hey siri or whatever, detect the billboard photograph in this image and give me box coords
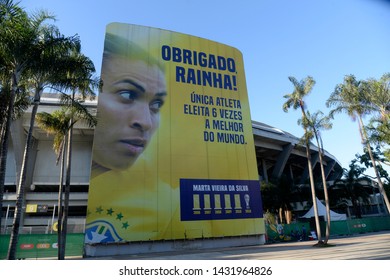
[85,23,264,244]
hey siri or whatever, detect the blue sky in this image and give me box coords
[22,0,390,174]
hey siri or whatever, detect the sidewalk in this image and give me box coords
[83,231,390,260]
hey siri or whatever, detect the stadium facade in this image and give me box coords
[2,94,343,237]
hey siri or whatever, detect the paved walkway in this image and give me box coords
[84,231,390,260]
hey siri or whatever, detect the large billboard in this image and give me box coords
[85,23,264,244]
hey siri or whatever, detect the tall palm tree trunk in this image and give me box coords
[301,106,322,243]
[7,87,42,259]
[0,98,14,232]
[305,141,322,242]
[316,139,331,244]
[358,116,390,214]
[57,139,66,259]
[59,122,72,259]
[0,73,19,231]
[0,131,5,231]
[59,93,75,260]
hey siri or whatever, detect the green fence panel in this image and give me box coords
[0,233,84,259]
[329,217,390,236]
[0,235,10,259]
[266,217,390,242]
[369,216,390,231]
[348,219,373,234]
[329,220,350,236]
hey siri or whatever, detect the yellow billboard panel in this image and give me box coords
[85,23,264,244]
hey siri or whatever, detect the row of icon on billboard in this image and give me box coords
[192,193,252,215]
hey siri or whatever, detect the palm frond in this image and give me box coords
[59,93,97,127]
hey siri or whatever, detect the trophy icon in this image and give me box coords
[244,194,250,209]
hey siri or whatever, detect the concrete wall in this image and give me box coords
[32,138,93,185]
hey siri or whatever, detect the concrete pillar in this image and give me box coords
[271,143,293,179]
[324,159,336,180]
[261,159,268,183]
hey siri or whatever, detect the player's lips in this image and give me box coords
[119,138,147,155]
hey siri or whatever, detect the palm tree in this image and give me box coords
[47,53,97,259]
[326,75,390,215]
[298,110,332,244]
[1,1,62,253]
[36,104,96,259]
[36,109,70,259]
[367,121,390,163]
[283,75,323,244]
[0,0,31,233]
[6,10,83,259]
[33,48,99,260]
[52,51,99,260]
[366,73,390,120]
[329,160,372,218]
[0,80,29,231]
[365,74,390,178]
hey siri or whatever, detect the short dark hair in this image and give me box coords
[102,32,165,72]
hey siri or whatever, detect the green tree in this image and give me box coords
[0,0,31,233]
[36,109,69,258]
[367,118,390,162]
[34,49,98,260]
[0,81,30,230]
[356,147,390,215]
[36,103,96,259]
[283,75,323,244]
[261,176,298,224]
[260,181,280,215]
[53,50,99,260]
[365,73,390,120]
[6,8,85,259]
[357,146,389,180]
[298,110,332,244]
[326,74,390,215]
[329,160,372,218]
[364,74,390,174]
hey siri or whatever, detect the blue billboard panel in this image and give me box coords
[180,179,263,221]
